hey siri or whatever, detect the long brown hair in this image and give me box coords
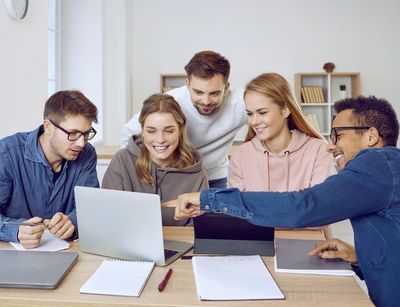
[136,94,196,185]
[244,73,323,142]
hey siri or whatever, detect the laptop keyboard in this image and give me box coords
[164,249,179,260]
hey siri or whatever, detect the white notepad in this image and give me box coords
[192,255,284,301]
[10,229,70,252]
[80,259,155,297]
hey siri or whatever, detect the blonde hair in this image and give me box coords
[244,73,323,142]
[136,94,196,185]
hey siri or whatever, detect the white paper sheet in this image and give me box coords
[10,229,70,252]
[192,255,284,301]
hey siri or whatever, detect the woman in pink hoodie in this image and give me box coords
[229,73,334,239]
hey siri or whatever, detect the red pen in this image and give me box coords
[158,268,173,292]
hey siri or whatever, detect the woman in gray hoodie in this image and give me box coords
[102,94,208,226]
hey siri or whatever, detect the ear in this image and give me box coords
[43,119,53,136]
[224,81,230,93]
[366,127,380,147]
[282,106,291,118]
[185,78,190,86]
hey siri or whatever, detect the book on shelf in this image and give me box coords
[311,87,318,103]
[313,86,324,102]
[301,86,325,103]
[301,86,312,103]
[304,113,321,132]
[300,87,307,103]
[161,86,180,93]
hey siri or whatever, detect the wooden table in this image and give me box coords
[0,228,372,306]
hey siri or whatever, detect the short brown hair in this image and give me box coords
[43,90,98,123]
[136,94,196,185]
[184,51,230,83]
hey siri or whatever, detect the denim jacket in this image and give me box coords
[200,147,400,307]
[0,126,99,242]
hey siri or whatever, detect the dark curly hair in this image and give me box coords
[334,96,399,146]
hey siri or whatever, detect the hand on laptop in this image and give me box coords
[44,212,75,240]
[174,192,204,220]
[308,238,358,265]
[17,217,46,249]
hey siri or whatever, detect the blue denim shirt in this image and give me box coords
[200,147,400,307]
[0,126,99,242]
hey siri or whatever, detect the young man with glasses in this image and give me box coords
[173,96,400,306]
[122,51,247,188]
[0,90,99,248]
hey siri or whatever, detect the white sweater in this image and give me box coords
[121,85,247,180]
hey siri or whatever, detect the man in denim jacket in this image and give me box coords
[0,90,99,248]
[174,96,400,307]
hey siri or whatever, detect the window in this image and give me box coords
[48,0,59,97]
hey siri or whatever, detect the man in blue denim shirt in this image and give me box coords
[0,90,99,248]
[174,96,400,307]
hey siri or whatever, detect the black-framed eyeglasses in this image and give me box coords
[330,126,370,145]
[49,120,97,141]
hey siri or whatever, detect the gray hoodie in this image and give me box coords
[102,135,208,226]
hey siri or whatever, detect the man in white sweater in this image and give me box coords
[121,51,247,188]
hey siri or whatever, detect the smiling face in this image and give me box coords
[330,109,369,169]
[142,112,180,167]
[186,74,227,115]
[245,90,289,142]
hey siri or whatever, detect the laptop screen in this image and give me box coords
[193,213,275,256]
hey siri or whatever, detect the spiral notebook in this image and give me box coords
[80,259,155,297]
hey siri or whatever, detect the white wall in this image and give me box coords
[60,0,133,145]
[60,0,104,142]
[130,0,400,138]
[0,1,48,137]
[2,0,399,145]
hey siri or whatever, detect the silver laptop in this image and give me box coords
[74,186,193,266]
[0,250,78,289]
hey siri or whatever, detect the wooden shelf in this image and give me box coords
[294,72,361,137]
[160,74,186,93]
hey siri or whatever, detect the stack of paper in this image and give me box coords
[80,259,154,297]
[274,238,355,276]
[192,255,284,301]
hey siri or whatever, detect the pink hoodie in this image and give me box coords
[228,129,334,238]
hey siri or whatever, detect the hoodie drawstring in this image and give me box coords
[264,150,290,191]
[264,151,270,191]
[284,151,290,191]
